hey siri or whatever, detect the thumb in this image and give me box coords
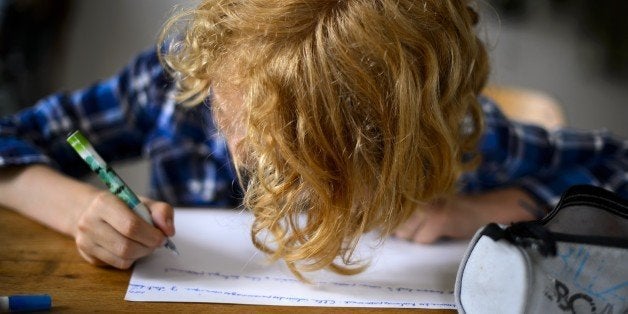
[141,198,175,237]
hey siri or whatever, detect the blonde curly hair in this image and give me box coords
[159,0,488,280]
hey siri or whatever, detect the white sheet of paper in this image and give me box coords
[126,208,468,309]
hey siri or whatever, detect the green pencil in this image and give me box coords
[67,130,179,255]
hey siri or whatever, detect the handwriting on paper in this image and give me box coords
[137,267,452,295]
[126,208,468,309]
[128,282,455,308]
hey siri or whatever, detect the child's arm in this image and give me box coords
[394,187,543,243]
[396,97,627,243]
[0,164,174,269]
[0,47,178,268]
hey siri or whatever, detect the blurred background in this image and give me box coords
[0,0,626,192]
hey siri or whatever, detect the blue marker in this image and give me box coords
[0,294,51,312]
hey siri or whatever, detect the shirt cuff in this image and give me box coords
[0,137,53,168]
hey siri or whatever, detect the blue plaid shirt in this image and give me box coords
[1,48,626,208]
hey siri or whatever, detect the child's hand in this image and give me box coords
[73,191,175,269]
[393,188,544,243]
[393,196,485,243]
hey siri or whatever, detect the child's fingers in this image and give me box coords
[141,197,175,237]
[411,208,479,243]
[76,246,107,267]
[73,191,173,268]
[76,236,136,270]
[411,218,446,244]
[393,210,424,240]
[89,192,164,248]
[89,217,154,260]
[394,204,449,243]
[76,213,154,269]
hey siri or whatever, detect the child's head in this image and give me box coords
[161,0,488,279]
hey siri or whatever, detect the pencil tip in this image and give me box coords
[164,239,180,256]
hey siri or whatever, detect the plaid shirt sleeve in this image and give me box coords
[462,97,628,208]
[0,48,172,178]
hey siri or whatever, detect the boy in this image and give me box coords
[0,0,626,279]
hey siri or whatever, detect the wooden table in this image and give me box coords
[0,207,454,313]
